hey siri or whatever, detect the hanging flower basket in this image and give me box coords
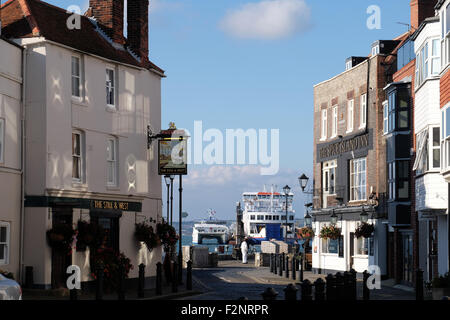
[90,248,133,293]
[355,222,375,238]
[135,222,161,251]
[46,223,75,252]
[156,221,179,252]
[76,221,105,251]
[319,225,341,240]
[296,226,315,240]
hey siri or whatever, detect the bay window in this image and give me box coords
[416,38,440,87]
[388,160,410,200]
[441,106,450,172]
[350,157,367,201]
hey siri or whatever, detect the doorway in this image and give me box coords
[349,232,355,270]
[402,233,414,285]
[51,207,73,289]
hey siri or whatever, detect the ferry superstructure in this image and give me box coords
[241,187,295,243]
[192,210,231,245]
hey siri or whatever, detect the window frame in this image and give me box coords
[0,118,4,164]
[360,94,367,129]
[321,109,327,140]
[321,237,339,255]
[0,221,10,265]
[349,157,367,201]
[383,101,388,135]
[322,160,337,196]
[71,55,82,99]
[347,99,354,133]
[106,137,118,187]
[331,105,338,138]
[106,67,116,109]
[72,131,84,183]
[355,235,369,256]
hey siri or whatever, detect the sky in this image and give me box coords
[44,0,411,221]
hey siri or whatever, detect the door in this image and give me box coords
[51,207,73,289]
[402,233,413,284]
[91,215,120,253]
[349,232,355,269]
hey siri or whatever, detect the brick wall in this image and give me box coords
[89,0,125,44]
[127,0,149,59]
[441,69,450,108]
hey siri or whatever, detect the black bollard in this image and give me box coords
[349,269,357,300]
[416,269,424,301]
[299,255,304,282]
[284,284,298,301]
[326,274,336,301]
[261,287,278,300]
[270,254,274,273]
[25,266,34,289]
[282,253,285,271]
[118,264,125,300]
[314,278,326,301]
[273,255,278,274]
[335,272,344,300]
[172,261,178,293]
[300,279,313,301]
[363,271,370,301]
[291,257,296,280]
[70,288,78,300]
[278,255,283,277]
[96,266,104,301]
[186,260,193,291]
[285,256,290,278]
[343,271,352,300]
[156,262,163,296]
[138,263,145,298]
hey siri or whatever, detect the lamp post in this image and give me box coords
[304,212,312,227]
[164,176,170,223]
[298,174,309,192]
[283,185,291,242]
[170,175,174,225]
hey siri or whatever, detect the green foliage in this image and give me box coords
[355,223,375,238]
[319,225,341,240]
[135,222,160,251]
[76,220,105,251]
[46,223,75,252]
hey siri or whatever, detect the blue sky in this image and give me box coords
[46,0,410,220]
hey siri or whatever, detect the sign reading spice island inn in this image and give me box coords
[158,122,188,175]
[318,133,369,159]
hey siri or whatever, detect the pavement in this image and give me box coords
[183,259,416,300]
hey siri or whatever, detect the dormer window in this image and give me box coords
[371,45,380,56]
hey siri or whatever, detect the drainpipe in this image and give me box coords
[18,47,27,284]
[366,58,370,136]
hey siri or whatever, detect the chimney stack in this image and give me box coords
[127,0,149,60]
[410,0,438,31]
[89,0,125,44]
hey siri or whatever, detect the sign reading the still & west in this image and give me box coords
[158,123,188,175]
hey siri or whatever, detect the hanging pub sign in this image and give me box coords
[158,123,188,175]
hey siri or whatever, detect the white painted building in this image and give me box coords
[1,0,164,288]
[0,35,23,280]
[412,15,448,280]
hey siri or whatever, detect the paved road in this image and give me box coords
[182,260,415,300]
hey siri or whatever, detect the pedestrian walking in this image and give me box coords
[241,237,248,264]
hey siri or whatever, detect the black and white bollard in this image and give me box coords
[172,261,178,293]
[291,257,296,280]
[285,256,289,278]
[138,263,145,298]
[187,260,193,291]
[118,263,125,300]
[156,262,163,296]
[96,266,104,301]
[278,255,283,277]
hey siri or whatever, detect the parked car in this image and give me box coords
[0,274,22,300]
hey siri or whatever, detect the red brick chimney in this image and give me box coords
[89,0,125,44]
[410,0,438,31]
[127,0,149,60]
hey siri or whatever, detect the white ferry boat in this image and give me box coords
[241,186,295,243]
[192,210,231,245]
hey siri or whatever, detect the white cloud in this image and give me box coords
[219,0,311,40]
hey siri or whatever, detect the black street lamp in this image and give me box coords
[283,185,291,242]
[360,208,369,223]
[164,176,171,223]
[304,212,312,227]
[330,209,338,225]
[298,174,309,192]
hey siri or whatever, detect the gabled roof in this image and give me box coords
[0,0,164,75]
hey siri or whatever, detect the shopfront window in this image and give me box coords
[322,238,338,254]
[356,237,369,255]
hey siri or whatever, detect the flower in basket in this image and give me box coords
[76,221,105,251]
[46,223,75,252]
[135,222,160,251]
[319,225,341,240]
[156,222,179,252]
[297,226,315,240]
[355,222,375,238]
